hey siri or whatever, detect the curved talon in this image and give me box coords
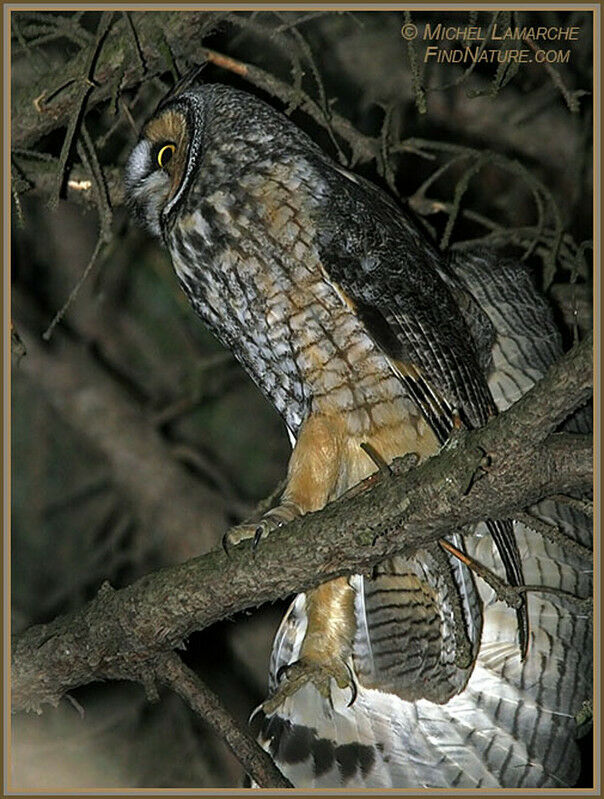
[263,657,356,714]
[252,524,265,551]
[221,531,232,558]
[345,662,358,707]
[248,701,265,725]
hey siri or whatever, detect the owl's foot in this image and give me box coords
[262,657,357,714]
[222,499,302,553]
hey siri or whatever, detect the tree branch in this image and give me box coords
[12,157,125,207]
[12,12,223,149]
[154,654,293,789]
[12,333,592,719]
[11,9,593,789]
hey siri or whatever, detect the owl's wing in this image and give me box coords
[313,172,526,652]
[258,250,592,788]
[445,248,563,411]
[314,165,495,430]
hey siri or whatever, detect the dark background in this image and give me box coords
[10,9,593,789]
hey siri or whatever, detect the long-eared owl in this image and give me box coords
[125,83,592,788]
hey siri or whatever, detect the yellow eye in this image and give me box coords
[157,143,176,168]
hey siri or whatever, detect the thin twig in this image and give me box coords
[12,15,50,70]
[439,538,522,608]
[273,10,330,32]
[378,103,399,196]
[360,441,393,478]
[65,693,86,719]
[282,18,346,164]
[523,36,585,113]
[170,444,251,519]
[42,235,105,341]
[517,511,593,562]
[426,11,501,93]
[123,11,147,76]
[440,537,591,611]
[404,11,427,114]
[439,155,486,250]
[49,11,114,208]
[42,116,114,342]
[79,121,113,239]
[516,583,592,610]
[155,654,293,789]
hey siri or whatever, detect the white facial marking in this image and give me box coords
[125,140,170,237]
[125,140,152,190]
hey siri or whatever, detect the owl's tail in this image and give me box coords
[259,499,591,787]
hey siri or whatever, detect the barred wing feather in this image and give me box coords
[258,251,592,788]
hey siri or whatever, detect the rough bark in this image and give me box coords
[12,333,592,718]
[12,12,221,149]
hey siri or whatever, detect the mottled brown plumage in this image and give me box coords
[124,85,590,788]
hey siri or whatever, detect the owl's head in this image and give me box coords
[126,83,322,240]
[124,88,209,239]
